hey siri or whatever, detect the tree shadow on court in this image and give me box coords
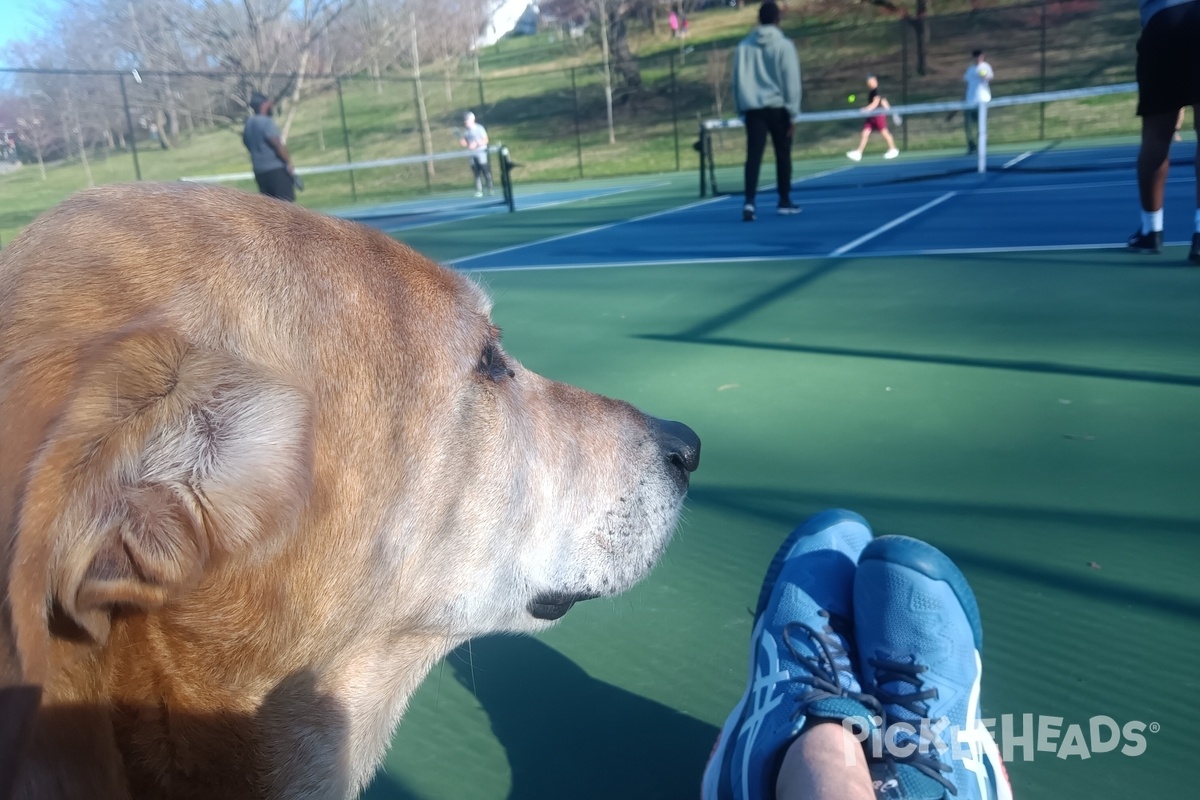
[687,483,1200,621]
[448,635,719,800]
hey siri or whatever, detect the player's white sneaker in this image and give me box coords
[474,191,484,198]
[846,151,862,162]
[884,148,899,159]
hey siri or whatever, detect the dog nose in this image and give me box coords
[649,417,701,476]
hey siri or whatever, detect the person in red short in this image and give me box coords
[845,75,899,162]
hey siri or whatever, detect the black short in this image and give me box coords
[1136,1,1200,116]
[254,167,295,202]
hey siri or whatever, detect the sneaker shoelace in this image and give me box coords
[783,611,881,724]
[869,657,957,795]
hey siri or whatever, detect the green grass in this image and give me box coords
[0,0,1141,246]
[348,177,1200,800]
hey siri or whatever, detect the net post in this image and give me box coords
[706,125,719,196]
[697,121,707,198]
[335,77,357,203]
[118,73,143,181]
[977,100,988,174]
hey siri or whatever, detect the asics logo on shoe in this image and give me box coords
[735,625,792,800]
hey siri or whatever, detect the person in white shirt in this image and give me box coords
[962,49,994,155]
[459,112,493,197]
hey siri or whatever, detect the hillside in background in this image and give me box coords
[0,0,1140,246]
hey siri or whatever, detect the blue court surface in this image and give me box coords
[332,181,669,233]
[446,141,1197,271]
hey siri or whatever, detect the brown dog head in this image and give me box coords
[0,183,698,798]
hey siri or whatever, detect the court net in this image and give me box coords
[182,146,518,216]
[695,83,1175,197]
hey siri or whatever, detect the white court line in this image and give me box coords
[378,182,670,233]
[466,254,807,272]
[1001,151,1034,169]
[828,192,957,257]
[451,166,854,266]
[467,240,1191,272]
[450,195,727,265]
[905,240,1191,256]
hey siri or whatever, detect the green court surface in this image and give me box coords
[364,170,1199,799]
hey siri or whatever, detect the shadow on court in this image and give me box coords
[448,635,719,800]
[688,484,1200,621]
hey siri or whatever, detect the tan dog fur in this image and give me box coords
[0,184,695,799]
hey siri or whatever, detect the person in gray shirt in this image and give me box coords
[243,92,296,202]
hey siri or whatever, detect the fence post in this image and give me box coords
[335,78,358,203]
[1039,0,1047,139]
[900,22,909,151]
[118,73,142,181]
[571,67,584,178]
[477,76,486,107]
[670,53,681,172]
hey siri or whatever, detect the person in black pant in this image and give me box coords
[243,91,296,202]
[732,1,801,221]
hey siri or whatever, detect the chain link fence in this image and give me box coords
[0,0,1140,246]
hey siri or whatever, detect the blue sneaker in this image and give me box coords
[701,510,879,800]
[854,536,1013,800]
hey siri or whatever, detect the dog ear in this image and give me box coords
[13,329,314,648]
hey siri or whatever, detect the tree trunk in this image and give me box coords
[154,109,171,149]
[599,1,615,144]
[280,49,311,142]
[412,13,435,180]
[912,0,931,76]
[609,15,641,91]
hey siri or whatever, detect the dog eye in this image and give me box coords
[478,342,515,382]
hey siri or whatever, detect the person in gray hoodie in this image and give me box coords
[732,1,802,221]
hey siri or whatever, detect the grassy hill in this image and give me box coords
[0,0,1140,246]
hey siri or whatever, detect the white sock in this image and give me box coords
[1194,209,1200,233]
[1141,208,1163,235]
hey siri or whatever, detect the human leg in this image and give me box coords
[766,107,795,208]
[847,127,870,161]
[470,161,484,195]
[743,109,770,215]
[963,109,978,153]
[701,510,879,800]
[881,128,899,158]
[775,722,875,800]
[1137,112,1177,217]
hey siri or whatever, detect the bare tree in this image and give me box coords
[706,49,728,119]
[16,97,55,179]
